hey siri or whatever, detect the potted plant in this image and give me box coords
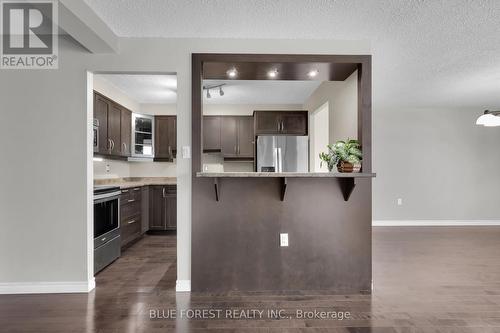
[319,139,362,173]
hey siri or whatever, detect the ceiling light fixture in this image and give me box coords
[226,68,238,78]
[267,69,278,78]
[219,86,224,96]
[476,110,500,127]
[307,69,319,78]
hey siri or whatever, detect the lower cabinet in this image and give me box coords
[150,185,177,230]
[120,187,142,248]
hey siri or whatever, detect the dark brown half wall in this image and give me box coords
[191,54,372,293]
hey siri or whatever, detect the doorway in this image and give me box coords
[310,102,329,172]
[87,71,179,291]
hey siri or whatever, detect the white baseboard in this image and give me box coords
[0,278,95,294]
[373,220,500,226]
[176,280,191,292]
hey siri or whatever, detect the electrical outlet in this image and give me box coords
[397,198,403,206]
[280,233,289,247]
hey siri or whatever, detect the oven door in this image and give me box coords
[94,193,120,248]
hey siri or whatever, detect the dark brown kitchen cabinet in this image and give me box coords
[93,91,132,158]
[154,116,176,161]
[203,116,221,152]
[254,111,308,136]
[120,187,142,248]
[120,108,131,157]
[221,116,254,159]
[149,185,176,230]
[94,93,110,154]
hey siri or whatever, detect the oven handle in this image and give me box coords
[94,191,122,201]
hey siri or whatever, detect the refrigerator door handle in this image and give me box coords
[277,147,282,172]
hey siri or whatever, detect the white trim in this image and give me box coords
[0,278,95,294]
[176,280,191,292]
[373,220,500,227]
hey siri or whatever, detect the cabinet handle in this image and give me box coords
[128,199,135,203]
[110,139,115,151]
[281,120,285,132]
[162,187,166,198]
[277,120,280,132]
[101,237,106,242]
[121,189,129,193]
[237,145,240,155]
[168,146,172,158]
[122,142,127,152]
[133,188,141,191]
[127,219,136,224]
[108,139,112,151]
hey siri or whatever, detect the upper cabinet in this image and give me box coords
[254,111,308,136]
[203,116,222,152]
[221,116,254,160]
[154,116,176,162]
[93,91,132,159]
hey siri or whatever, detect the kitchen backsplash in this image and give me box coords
[94,158,176,179]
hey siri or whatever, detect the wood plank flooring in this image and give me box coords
[1,227,500,332]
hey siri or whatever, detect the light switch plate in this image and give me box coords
[182,146,191,159]
[397,198,403,206]
[280,233,289,247]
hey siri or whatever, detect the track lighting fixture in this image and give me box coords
[203,83,226,98]
[267,69,278,78]
[307,69,319,78]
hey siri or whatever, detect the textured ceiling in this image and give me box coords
[203,80,322,105]
[97,74,177,104]
[85,0,500,108]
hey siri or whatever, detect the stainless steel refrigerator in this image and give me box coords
[256,136,309,172]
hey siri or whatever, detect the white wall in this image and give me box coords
[373,108,500,221]
[93,75,141,112]
[304,71,358,144]
[0,35,370,293]
[310,103,329,172]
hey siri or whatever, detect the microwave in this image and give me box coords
[93,118,99,153]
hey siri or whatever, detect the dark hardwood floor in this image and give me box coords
[2,227,500,332]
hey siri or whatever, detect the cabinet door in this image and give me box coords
[281,111,308,135]
[120,108,131,157]
[141,186,149,234]
[149,186,166,230]
[221,116,238,157]
[237,116,254,158]
[108,103,122,156]
[155,116,176,161]
[94,93,109,154]
[203,116,221,152]
[254,111,281,135]
[165,194,177,229]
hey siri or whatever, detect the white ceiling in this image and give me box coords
[203,80,321,105]
[97,74,177,104]
[84,0,500,108]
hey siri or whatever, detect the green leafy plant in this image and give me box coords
[319,139,362,172]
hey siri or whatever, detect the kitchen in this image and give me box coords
[92,74,178,274]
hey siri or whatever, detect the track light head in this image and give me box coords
[219,86,224,96]
[206,89,211,98]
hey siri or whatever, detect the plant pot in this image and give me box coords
[337,161,355,173]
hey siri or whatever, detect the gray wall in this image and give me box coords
[373,108,500,221]
[0,35,369,290]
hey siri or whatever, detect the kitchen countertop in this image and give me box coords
[196,172,376,178]
[94,177,176,189]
